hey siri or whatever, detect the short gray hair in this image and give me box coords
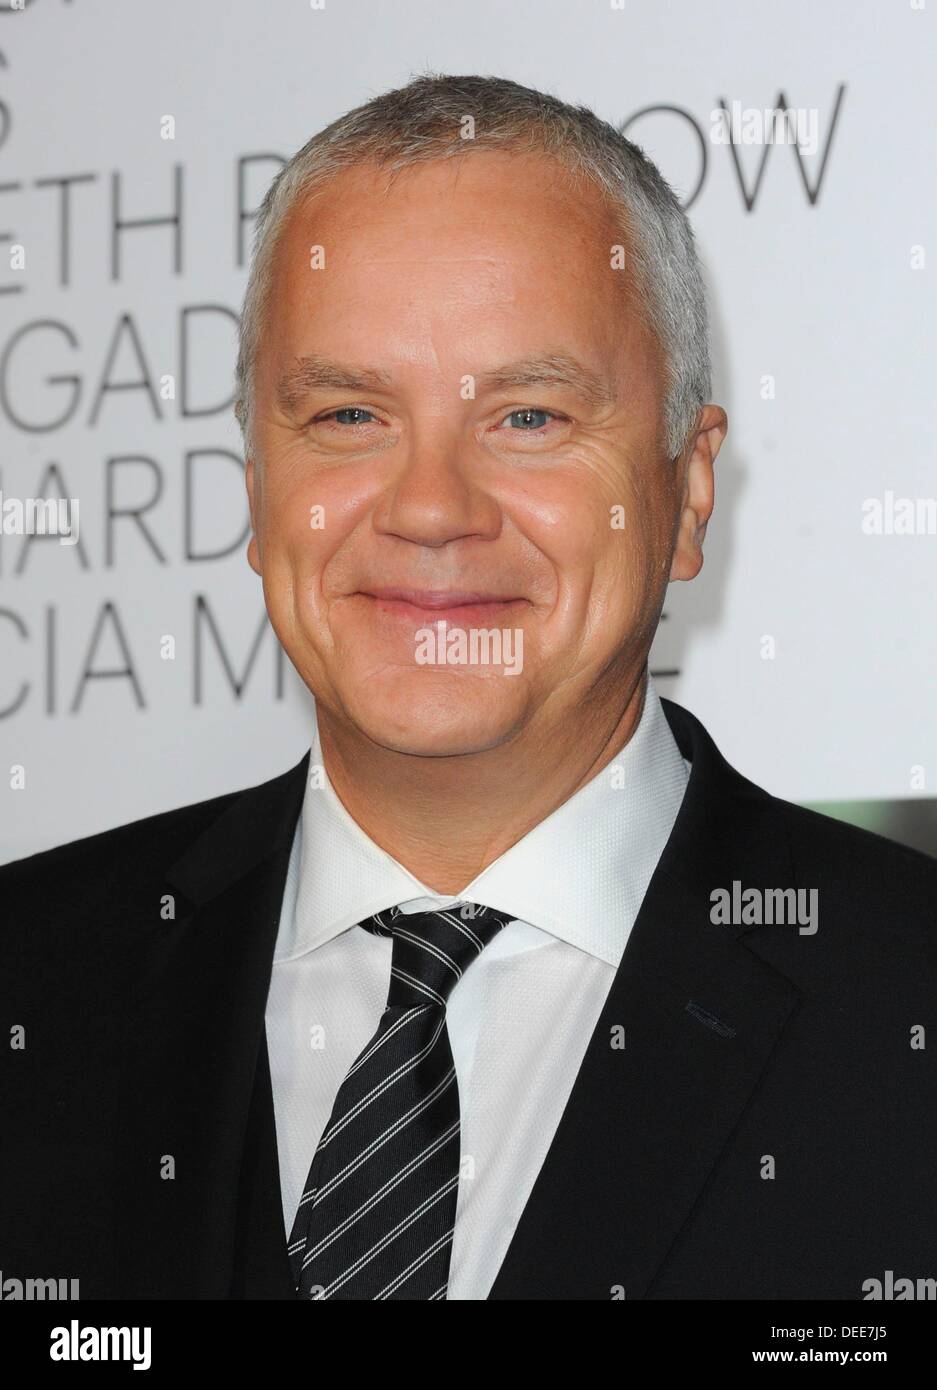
[234,72,712,459]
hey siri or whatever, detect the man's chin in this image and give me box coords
[337,671,525,758]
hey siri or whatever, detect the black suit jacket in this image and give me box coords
[1,697,935,1300]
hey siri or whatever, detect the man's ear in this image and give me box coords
[245,455,262,576]
[669,404,727,582]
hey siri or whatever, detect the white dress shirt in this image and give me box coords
[265,673,691,1299]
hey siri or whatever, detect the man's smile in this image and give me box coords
[349,587,530,626]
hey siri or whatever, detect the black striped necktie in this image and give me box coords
[287,902,512,1300]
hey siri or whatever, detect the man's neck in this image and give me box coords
[314,668,649,895]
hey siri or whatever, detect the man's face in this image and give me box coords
[247,150,688,757]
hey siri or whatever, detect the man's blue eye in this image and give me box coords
[330,407,375,425]
[504,409,552,430]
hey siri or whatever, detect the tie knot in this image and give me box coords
[361,903,511,1009]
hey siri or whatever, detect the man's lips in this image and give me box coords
[352,587,528,623]
[361,587,521,608]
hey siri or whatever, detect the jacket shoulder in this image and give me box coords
[758,791,937,970]
[0,760,300,935]
[0,786,239,902]
[773,791,936,886]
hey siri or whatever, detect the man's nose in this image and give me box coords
[372,429,502,548]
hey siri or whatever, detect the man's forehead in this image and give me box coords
[269,168,635,317]
[278,148,621,244]
[262,152,649,396]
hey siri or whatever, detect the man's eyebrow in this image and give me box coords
[275,355,394,413]
[275,351,616,413]
[478,354,616,409]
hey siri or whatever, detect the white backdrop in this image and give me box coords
[1,0,935,863]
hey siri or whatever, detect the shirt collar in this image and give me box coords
[275,673,690,969]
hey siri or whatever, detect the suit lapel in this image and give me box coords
[115,753,309,1299]
[488,698,802,1299]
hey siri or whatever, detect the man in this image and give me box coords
[1,73,935,1302]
